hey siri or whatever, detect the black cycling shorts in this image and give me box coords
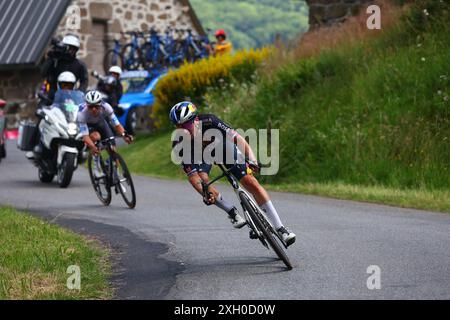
[88,118,115,142]
[182,162,252,181]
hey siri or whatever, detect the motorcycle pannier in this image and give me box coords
[17,121,36,151]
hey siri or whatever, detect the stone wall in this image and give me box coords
[0,69,41,102]
[55,0,200,63]
[0,69,41,127]
[306,0,373,28]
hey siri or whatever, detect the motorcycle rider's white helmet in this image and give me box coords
[85,90,103,105]
[62,35,80,48]
[57,71,77,84]
[109,66,123,76]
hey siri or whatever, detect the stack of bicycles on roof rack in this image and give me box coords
[103,27,212,74]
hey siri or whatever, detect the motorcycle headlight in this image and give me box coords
[68,122,78,136]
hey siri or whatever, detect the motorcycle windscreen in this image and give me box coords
[53,90,85,122]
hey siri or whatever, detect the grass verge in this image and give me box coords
[120,133,449,214]
[267,182,450,213]
[0,207,112,300]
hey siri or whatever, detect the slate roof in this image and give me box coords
[0,0,71,69]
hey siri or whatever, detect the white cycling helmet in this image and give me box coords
[85,90,103,105]
[109,66,123,76]
[57,71,77,84]
[62,35,80,48]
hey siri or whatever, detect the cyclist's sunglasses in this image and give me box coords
[88,104,101,110]
[177,120,195,130]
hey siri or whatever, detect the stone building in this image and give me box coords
[0,0,205,102]
[56,0,205,84]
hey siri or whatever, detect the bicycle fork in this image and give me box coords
[236,187,289,250]
[235,188,269,249]
[108,157,127,195]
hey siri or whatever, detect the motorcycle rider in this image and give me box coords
[41,35,88,104]
[108,66,123,82]
[96,66,123,108]
[28,72,78,159]
[56,71,77,91]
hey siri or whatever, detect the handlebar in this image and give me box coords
[95,136,116,149]
[201,163,237,203]
[200,160,265,203]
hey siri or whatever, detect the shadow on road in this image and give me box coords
[184,256,290,274]
[5,178,90,190]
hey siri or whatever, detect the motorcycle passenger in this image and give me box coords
[41,35,88,104]
[77,90,133,176]
[170,101,296,246]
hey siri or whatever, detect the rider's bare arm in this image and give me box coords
[188,172,219,203]
[107,109,133,143]
[115,124,126,136]
[188,173,204,194]
[82,135,99,154]
[79,121,98,153]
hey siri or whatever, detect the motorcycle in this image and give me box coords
[28,90,87,188]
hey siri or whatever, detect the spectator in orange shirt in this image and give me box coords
[212,29,233,56]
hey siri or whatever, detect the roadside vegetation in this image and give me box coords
[152,47,270,129]
[0,207,112,299]
[122,0,449,213]
[190,0,309,49]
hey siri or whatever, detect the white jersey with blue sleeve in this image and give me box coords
[77,101,120,136]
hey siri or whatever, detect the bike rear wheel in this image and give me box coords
[113,153,136,209]
[103,49,123,74]
[88,154,111,206]
[121,44,143,70]
[239,192,292,270]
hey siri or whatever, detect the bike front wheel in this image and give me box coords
[88,154,111,206]
[239,192,292,270]
[113,153,136,209]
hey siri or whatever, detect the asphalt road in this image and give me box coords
[1,142,449,299]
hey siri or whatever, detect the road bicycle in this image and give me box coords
[201,163,293,270]
[161,28,186,69]
[103,38,124,73]
[121,31,145,71]
[88,137,136,208]
[179,29,208,63]
[104,28,212,73]
[142,28,168,71]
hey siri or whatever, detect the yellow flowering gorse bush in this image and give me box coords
[152,47,271,129]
